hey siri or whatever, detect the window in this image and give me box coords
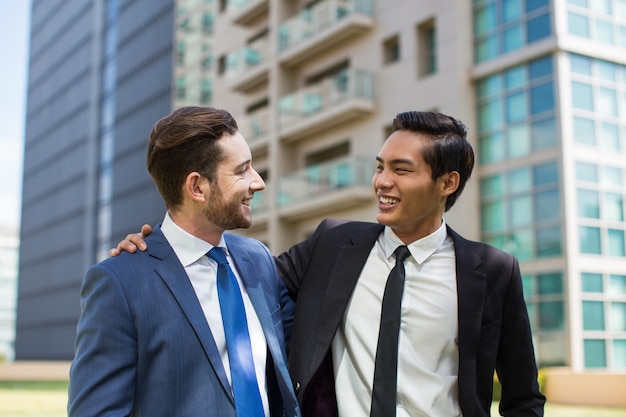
[578,189,600,218]
[608,229,625,256]
[176,77,186,99]
[583,301,605,330]
[177,42,186,66]
[584,339,607,367]
[582,272,603,292]
[580,225,602,254]
[611,275,626,295]
[573,117,595,145]
[383,34,400,65]
[200,80,212,105]
[218,55,227,76]
[418,20,436,76]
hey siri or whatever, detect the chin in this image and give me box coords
[376,213,391,226]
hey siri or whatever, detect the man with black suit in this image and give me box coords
[69,106,300,417]
[114,111,545,416]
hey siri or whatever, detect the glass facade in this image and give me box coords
[477,55,557,163]
[481,161,561,261]
[571,54,626,260]
[523,272,567,366]
[567,0,626,47]
[569,54,626,151]
[581,273,626,369]
[473,0,551,63]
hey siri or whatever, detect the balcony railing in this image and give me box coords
[278,0,373,66]
[277,68,374,140]
[237,107,270,145]
[224,35,269,91]
[228,0,269,26]
[277,155,373,209]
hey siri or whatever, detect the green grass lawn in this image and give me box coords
[1,380,626,416]
[0,381,68,417]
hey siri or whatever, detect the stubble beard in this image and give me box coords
[203,186,251,230]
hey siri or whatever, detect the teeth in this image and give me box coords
[380,197,399,205]
[242,199,251,206]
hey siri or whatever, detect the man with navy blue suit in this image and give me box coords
[68,106,300,417]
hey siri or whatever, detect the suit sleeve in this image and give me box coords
[68,263,137,417]
[496,257,546,416]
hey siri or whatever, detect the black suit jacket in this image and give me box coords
[276,219,545,417]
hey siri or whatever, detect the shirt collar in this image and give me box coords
[381,219,448,265]
[160,212,227,267]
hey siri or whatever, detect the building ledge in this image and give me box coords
[278,186,372,222]
[279,14,374,68]
[231,0,269,26]
[278,97,374,143]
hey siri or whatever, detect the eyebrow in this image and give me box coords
[375,156,415,165]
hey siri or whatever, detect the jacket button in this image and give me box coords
[294,382,301,393]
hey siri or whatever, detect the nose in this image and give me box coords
[251,168,265,191]
[372,168,392,190]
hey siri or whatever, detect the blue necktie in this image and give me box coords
[208,247,265,417]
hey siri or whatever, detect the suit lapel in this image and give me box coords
[225,237,276,349]
[312,224,383,373]
[148,229,234,403]
[448,226,486,415]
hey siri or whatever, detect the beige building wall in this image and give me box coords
[211,0,481,253]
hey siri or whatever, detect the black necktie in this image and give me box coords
[370,245,411,417]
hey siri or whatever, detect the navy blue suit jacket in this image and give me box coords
[68,227,300,417]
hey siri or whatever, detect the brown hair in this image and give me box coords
[392,111,474,211]
[147,106,238,208]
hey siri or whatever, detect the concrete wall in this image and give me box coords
[544,368,626,408]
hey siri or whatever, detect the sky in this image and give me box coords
[0,2,30,230]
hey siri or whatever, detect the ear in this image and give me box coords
[440,171,460,197]
[184,172,209,203]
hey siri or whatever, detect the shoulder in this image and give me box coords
[317,218,382,235]
[224,233,272,257]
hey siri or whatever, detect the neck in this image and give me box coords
[168,209,224,247]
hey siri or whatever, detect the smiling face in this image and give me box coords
[373,129,457,244]
[203,131,265,230]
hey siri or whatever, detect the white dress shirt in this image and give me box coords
[332,219,461,417]
[160,213,269,416]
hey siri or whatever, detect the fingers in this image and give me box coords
[141,224,153,236]
[108,224,153,257]
[128,232,147,251]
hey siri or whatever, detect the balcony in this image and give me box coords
[278,0,374,67]
[277,69,375,142]
[237,106,270,154]
[277,155,374,221]
[224,36,270,92]
[228,0,269,26]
